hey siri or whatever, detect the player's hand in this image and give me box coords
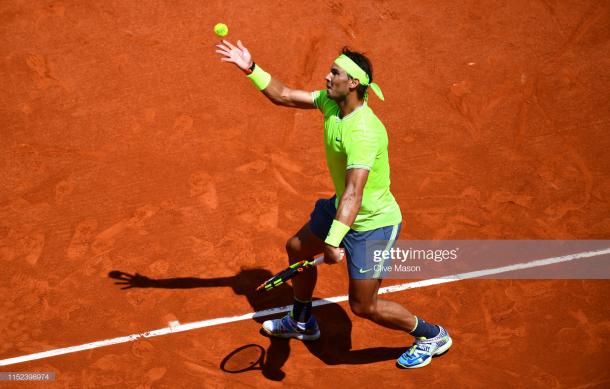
[323,244,345,265]
[215,40,253,71]
[108,271,157,289]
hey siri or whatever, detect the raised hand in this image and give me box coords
[215,40,253,71]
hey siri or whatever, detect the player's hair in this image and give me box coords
[341,47,373,99]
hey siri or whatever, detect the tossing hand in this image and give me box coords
[215,40,253,72]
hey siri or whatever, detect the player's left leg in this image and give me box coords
[344,223,452,368]
[347,277,451,368]
[348,278,415,331]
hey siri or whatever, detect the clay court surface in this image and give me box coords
[1,0,610,387]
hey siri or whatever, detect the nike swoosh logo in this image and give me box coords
[359,268,373,274]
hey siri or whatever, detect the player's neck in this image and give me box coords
[337,93,365,118]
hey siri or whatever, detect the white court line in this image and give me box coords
[1,247,609,367]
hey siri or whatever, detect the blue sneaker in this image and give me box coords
[262,314,320,341]
[397,326,452,368]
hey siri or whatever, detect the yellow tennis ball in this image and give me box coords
[214,23,228,37]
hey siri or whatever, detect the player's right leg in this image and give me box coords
[285,221,326,301]
[262,197,335,341]
[262,222,325,340]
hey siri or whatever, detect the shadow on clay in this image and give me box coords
[108,269,404,381]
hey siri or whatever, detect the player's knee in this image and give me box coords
[349,300,376,319]
[285,236,301,261]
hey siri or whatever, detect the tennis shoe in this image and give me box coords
[262,314,320,341]
[397,326,452,369]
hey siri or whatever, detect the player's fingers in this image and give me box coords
[236,40,246,50]
[222,39,237,50]
[220,57,235,63]
[323,256,337,265]
[215,49,230,57]
[215,44,229,52]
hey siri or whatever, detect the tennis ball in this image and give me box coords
[214,23,228,37]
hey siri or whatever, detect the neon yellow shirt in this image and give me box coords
[312,90,402,231]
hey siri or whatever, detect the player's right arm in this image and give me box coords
[215,39,315,109]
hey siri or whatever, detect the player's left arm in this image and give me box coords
[215,39,316,109]
[324,168,369,263]
[261,78,316,109]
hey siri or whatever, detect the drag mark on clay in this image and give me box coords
[170,114,194,141]
[270,152,303,196]
[271,167,300,196]
[21,232,45,265]
[67,218,99,259]
[0,228,47,266]
[54,177,76,205]
[90,204,159,254]
[189,172,218,210]
[25,54,58,90]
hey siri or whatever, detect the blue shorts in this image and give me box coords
[309,196,402,280]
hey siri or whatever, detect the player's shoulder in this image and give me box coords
[313,89,339,115]
[312,89,328,105]
[311,89,323,103]
[361,104,386,131]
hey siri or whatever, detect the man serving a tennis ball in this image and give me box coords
[215,39,452,369]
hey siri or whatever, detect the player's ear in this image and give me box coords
[349,78,360,89]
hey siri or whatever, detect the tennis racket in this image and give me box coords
[256,255,324,292]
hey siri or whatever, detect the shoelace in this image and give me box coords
[279,316,308,333]
[279,316,295,332]
[407,337,430,356]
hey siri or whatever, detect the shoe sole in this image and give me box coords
[262,325,320,341]
[396,336,453,369]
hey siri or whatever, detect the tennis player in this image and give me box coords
[215,39,452,368]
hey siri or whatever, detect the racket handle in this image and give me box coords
[311,250,344,265]
[312,255,324,265]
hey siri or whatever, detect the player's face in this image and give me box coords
[325,64,353,100]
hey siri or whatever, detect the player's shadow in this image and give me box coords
[108,268,404,381]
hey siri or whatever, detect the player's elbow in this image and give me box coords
[276,88,293,106]
[268,95,289,107]
[263,85,290,106]
[265,92,282,106]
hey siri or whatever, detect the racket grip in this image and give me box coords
[312,250,345,265]
[312,255,324,265]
